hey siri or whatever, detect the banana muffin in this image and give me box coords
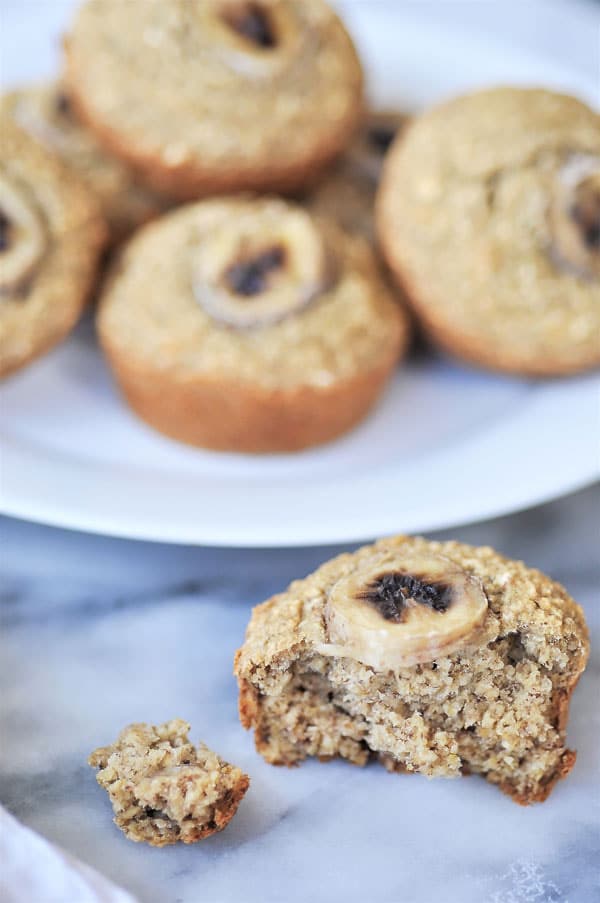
[97,196,409,452]
[377,87,600,375]
[308,110,411,239]
[65,0,364,199]
[2,82,167,244]
[89,719,249,846]
[0,115,106,378]
[235,535,589,804]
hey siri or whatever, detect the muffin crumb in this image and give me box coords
[89,719,249,846]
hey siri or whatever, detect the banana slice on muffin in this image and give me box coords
[324,553,489,670]
[65,0,364,199]
[550,152,600,279]
[0,173,48,294]
[0,116,106,378]
[97,196,409,452]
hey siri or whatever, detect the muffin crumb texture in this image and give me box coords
[235,536,589,804]
[88,719,249,846]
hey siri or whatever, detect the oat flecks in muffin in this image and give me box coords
[88,719,249,846]
[377,87,600,375]
[235,535,589,804]
[65,0,364,198]
[0,114,106,378]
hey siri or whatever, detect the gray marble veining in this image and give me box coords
[1,488,599,903]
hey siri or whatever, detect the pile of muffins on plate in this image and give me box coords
[1,0,598,453]
[2,1,594,840]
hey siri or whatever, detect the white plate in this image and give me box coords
[1,0,599,547]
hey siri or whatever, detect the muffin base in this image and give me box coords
[378,248,600,377]
[99,336,402,453]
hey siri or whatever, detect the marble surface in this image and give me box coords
[1,488,599,903]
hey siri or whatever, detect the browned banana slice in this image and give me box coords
[205,1,314,78]
[551,152,600,279]
[323,553,489,670]
[0,173,47,295]
[193,199,332,328]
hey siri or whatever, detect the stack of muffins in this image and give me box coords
[1,0,598,452]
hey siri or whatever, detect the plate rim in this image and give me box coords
[2,373,599,546]
[1,466,598,548]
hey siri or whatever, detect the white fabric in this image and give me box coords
[0,806,137,903]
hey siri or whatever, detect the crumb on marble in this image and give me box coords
[88,719,249,846]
